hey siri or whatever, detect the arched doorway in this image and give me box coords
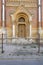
[15,13,30,38]
[11,12,31,38]
[18,16,26,38]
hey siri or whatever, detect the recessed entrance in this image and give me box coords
[18,24,26,38]
[11,12,30,38]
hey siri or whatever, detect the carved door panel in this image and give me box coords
[18,24,26,38]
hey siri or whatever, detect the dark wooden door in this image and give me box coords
[18,24,26,38]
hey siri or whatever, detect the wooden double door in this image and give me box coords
[18,24,26,38]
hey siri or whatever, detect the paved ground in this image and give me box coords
[0,59,43,65]
[0,43,43,60]
[0,43,43,65]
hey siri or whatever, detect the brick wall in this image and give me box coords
[42,0,43,28]
[0,0,1,27]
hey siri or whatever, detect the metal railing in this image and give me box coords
[0,34,43,54]
[0,34,43,44]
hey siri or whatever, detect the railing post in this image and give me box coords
[1,33,4,53]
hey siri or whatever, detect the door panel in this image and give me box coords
[18,24,26,38]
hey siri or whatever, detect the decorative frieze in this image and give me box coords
[6,2,37,7]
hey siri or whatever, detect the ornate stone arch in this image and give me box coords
[15,12,29,38]
[10,6,33,38]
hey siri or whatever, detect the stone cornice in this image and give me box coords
[6,2,37,8]
[6,0,37,3]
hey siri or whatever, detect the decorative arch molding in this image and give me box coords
[15,12,29,24]
[10,5,33,23]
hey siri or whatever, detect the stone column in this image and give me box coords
[2,0,6,27]
[38,0,41,34]
[12,24,15,38]
[11,15,15,38]
[37,0,41,53]
[29,15,32,38]
[30,24,32,38]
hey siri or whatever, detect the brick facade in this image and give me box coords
[0,0,43,38]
